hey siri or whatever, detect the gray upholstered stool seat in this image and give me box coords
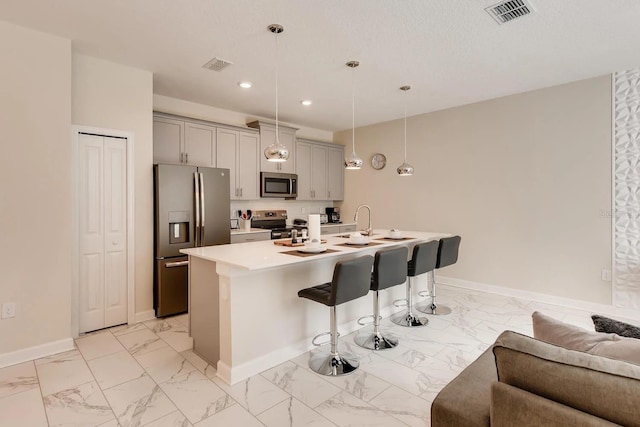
[355,246,408,350]
[391,240,439,327]
[417,235,461,315]
[298,255,374,376]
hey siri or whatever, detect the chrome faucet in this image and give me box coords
[354,204,372,236]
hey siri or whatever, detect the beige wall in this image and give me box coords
[0,21,72,352]
[336,76,612,304]
[72,54,154,315]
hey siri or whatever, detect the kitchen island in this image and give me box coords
[181,230,449,384]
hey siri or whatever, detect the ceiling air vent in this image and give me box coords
[202,57,233,72]
[485,0,534,24]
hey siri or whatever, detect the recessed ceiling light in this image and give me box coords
[301,100,312,106]
[238,81,252,89]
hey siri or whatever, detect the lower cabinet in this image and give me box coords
[340,224,357,233]
[231,232,271,243]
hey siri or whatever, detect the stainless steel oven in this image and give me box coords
[260,172,297,199]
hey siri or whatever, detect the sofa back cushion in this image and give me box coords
[493,331,640,427]
[532,311,640,365]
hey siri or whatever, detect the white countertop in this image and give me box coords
[182,229,449,271]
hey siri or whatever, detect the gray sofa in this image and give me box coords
[431,330,640,427]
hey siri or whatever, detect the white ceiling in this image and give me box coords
[2,0,640,132]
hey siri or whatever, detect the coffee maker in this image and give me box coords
[325,207,341,223]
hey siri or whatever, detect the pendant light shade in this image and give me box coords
[264,24,289,162]
[345,61,363,170]
[397,85,414,176]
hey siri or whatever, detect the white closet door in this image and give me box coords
[103,137,127,327]
[78,133,127,333]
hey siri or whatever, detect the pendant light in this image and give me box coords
[396,85,414,176]
[264,24,289,162]
[345,61,363,170]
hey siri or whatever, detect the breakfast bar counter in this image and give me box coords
[181,230,449,384]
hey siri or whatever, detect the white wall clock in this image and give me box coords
[371,153,387,170]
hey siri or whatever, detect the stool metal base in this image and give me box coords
[309,351,359,376]
[390,310,428,327]
[354,330,398,350]
[416,303,452,316]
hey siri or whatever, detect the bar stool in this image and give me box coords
[297,255,374,376]
[391,240,439,327]
[354,246,408,350]
[417,235,461,315]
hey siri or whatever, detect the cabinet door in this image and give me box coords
[296,141,313,200]
[327,146,345,200]
[311,145,328,200]
[238,132,259,200]
[260,125,296,173]
[216,128,239,199]
[153,117,184,164]
[185,123,216,167]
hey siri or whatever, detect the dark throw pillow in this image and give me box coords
[592,314,640,339]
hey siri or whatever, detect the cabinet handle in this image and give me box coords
[185,152,189,163]
[180,152,184,163]
[240,188,243,197]
[328,190,331,198]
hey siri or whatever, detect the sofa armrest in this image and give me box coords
[491,382,620,427]
[431,346,495,427]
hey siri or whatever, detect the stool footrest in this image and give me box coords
[418,290,431,298]
[393,298,408,308]
[357,314,381,326]
[311,331,340,346]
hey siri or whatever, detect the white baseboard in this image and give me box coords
[0,338,75,369]
[439,276,640,322]
[134,310,156,323]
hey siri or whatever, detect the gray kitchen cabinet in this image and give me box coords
[247,121,297,173]
[216,127,259,200]
[296,139,343,201]
[296,140,327,200]
[320,224,341,235]
[340,224,356,233]
[327,145,345,200]
[153,117,184,164]
[231,231,271,243]
[153,115,216,166]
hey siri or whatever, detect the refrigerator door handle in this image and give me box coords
[199,172,206,246]
[194,171,201,247]
[166,260,189,268]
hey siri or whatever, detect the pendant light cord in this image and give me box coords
[351,64,356,155]
[403,88,407,162]
[275,29,280,144]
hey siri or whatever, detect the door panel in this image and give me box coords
[155,164,197,258]
[200,167,230,246]
[185,123,216,166]
[79,134,105,333]
[238,132,259,199]
[216,128,238,198]
[153,118,183,164]
[156,257,188,317]
[104,137,127,328]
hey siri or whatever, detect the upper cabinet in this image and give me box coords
[153,115,216,167]
[216,128,259,200]
[153,113,260,200]
[247,121,297,174]
[296,139,344,201]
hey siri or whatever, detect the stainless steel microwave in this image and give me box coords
[260,172,297,199]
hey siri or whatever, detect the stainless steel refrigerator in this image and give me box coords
[153,164,230,317]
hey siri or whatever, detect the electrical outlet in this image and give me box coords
[1,302,16,319]
[599,209,612,218]
[601,269,612,282]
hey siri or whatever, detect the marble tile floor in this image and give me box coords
[0,286,615,427]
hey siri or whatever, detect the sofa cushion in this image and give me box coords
[493,330,640,427]
[490,382,620,427]
[592,314,640,339]
[431,346,495,427]
[532,311,640,365]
